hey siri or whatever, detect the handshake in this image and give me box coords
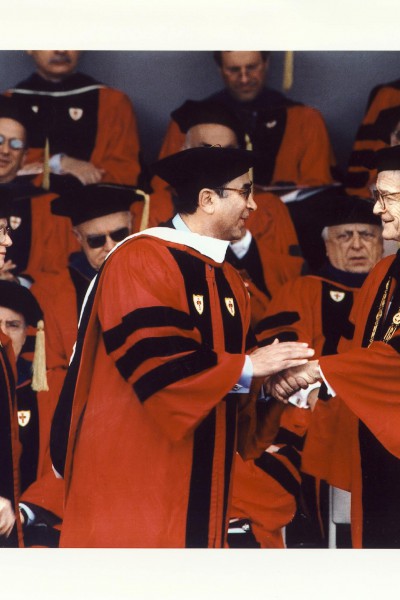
[249,339,321,404]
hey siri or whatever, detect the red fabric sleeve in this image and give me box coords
[98,238,247,442]
[320,341,400,459]
[91,88,141,185]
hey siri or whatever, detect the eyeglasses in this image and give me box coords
[0,135,26,151]
[85,227,130,249]
[372,188,400,209]
[213,185,253,201]
[0,225,12,243]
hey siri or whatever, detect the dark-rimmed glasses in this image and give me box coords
[0,225,12,243]
[372,188,400,209]
[85,227,130,249]
[213,185,253,201]
[0,135,26,151]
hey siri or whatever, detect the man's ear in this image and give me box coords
[72,227,83,244]
[198,188,216,215]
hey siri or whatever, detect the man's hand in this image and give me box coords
[266,360,321,403]
[60,156,105,185]
[17,162,44,176]
[0,497,16,537]
[0,259,18,282]
[249,338,315,378]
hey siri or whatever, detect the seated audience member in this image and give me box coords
[0,280,62,547]
[40,184,138,375]
[135,99,304,325]
[159,51,335,188]
[0,281,51,494]
[7,51,141,193]
[17,185,139,547]
[269,146,400,548]
[0,193,25,547]
[145,99,301,256]
[346,78,400,197]
[229,195,383,548]
[0,97,79,287]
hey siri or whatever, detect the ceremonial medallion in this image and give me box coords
[393,312,400,325]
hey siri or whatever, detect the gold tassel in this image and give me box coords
[245,133,254,183]
[31,320,49,392]
[283,51,294,92]
[135,189,151,231]
[42,137,50,191]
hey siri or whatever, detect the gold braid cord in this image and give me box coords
[369,278,400,346]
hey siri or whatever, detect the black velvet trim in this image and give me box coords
[0,346,18,547]
[245,327,257,352]
[318,382,332,402]
[186,409,216,547]
[6,196,31,275]
[115,335,200,380]
[225,239,271,299]
[11,72,100,160]
[214,268,244,354]
[254,452,300,498]
[69,265,91,314]
[275,427,305,451]
[347,149,376,169]
[359,420,400,548]
[354,124,380,142]
[275,445,301,470]
[344,170,370,189]
[255,311,300,333]
[167,248,214,347]
[23,525,60,548]
[361,256,399,348]
[388,336,400,353]
[16,384,39,493]
[221,395,238,547]
[0,347,16,499]
[103,306,194,354]
[50,264,103,478]
[321,281,354,355]
[134,348,218,403]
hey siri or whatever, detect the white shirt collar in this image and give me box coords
[105,215,229,265]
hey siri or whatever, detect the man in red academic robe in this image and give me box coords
[50,146,314,548]
[270,145,400,548]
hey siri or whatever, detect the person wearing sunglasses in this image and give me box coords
[37,184,140,379]
[0,96,80,289]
